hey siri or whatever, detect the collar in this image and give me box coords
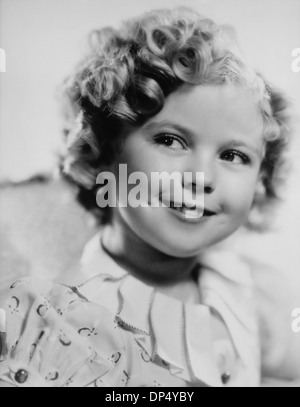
[79,232,260,386]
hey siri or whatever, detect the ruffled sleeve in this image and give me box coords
[0,278,129,387]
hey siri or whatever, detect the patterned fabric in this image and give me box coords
[0,233,261,387]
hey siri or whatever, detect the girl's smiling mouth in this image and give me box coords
[159,197,217,223]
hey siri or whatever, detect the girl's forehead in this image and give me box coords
[164,83,259,114]
[144,83,264,141]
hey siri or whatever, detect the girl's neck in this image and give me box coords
[101,212,201,301]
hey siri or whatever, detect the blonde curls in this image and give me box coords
[61,7,290,226]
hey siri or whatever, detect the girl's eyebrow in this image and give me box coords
[142,120,194,137]
[224,140,262,156]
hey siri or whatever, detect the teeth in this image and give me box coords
[172,205,204,218]
[165,201,200,210]
[160,199,206,219]
[182,208,204,219]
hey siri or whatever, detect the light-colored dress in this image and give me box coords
[0,232,260,387]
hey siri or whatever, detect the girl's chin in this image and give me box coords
[151,235,208,258]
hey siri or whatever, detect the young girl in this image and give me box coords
[0,7,290,387]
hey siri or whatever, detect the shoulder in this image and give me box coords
[249,259,300,381]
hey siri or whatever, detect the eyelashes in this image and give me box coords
[153,133,251,165]
[220,150,251,165]
[154,133,187,151]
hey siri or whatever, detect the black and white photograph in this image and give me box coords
[0,0,299,389]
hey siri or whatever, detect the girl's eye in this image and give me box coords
[220,150,250,165]
[154,134,187,151]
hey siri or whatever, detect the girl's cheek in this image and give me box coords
[221,175,257,212]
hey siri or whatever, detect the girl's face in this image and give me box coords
[109,84,265,257]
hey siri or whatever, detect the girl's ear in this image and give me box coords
[253,174,267,207]
[247,173,268,230]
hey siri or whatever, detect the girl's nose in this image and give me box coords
[204,182,215,194]
[188,179,215,195]
[184,154,216,195]
[203,169,216,195]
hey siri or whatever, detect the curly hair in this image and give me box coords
[61,7,290,228]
